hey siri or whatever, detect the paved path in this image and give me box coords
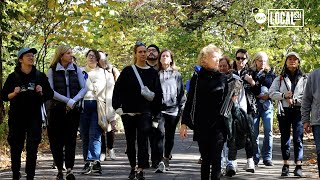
[0,133,318,179]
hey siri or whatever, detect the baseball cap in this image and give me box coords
[17,48,37,59]
[285,52,301,61]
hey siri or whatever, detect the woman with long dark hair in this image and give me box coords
[154,49,186,173]
[269,52,307,177]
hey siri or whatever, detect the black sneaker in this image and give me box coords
[263,160,273,166]
[56,172,64,180]
[163,158,170,171]
[136,171,145,180]
[92,161,102,174]
[281,164,289,176]
[66,170,75,180]
[128,169,136,179]
[81,162,91,174]
[225,165,236,177]
[294,165,302,177]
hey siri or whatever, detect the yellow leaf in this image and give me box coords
[48,1,55,9]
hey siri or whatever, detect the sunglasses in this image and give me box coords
[236,57,246,61]
[135,42,145,46]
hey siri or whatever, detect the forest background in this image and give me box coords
[0,0,319,167]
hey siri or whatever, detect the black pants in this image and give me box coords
[229,113,254,160]
[149,115,165,166]
[122,113,152,169]
[101,131,115,153]
[8,116,42,179]
[47,106,80,171]
[197,126,226,180]
[164,114,180,158]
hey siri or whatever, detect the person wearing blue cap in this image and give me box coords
[1,47,54,180]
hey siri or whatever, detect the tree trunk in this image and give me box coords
[0,3,4,124]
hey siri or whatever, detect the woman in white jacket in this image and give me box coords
[269,52,307,177]
[80,49,115,175]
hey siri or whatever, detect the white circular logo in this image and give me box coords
[255,12,267,24]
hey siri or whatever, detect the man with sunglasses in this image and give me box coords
[225,49,257,177]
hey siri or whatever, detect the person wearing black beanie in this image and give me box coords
[147,44,160,68]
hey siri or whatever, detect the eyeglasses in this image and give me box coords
[88,54,96,58]
[148,49,157,53]
[135,42,145,46]
[236,57,246,61]
[24,54,35,58]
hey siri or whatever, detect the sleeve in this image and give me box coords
[176,72,186,112]
[293,76,308,106]
[39,72,54,102]
[105,70,116,121]
[151,70,163,116]
[72,67,88,102]
[112,67,121,81]
[181,74,197,129]
[269,76,284,101]
[1,73,15,102]
[301,73,313,124]
[265,71,276,88]
[112,67,126,110]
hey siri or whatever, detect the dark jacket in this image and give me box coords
[181,68,228,140]
[252,69,276,110]
[232,67,257,114]
[2,66,54,120]
[112,65,162,116]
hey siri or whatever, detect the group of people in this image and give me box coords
[179,44,318,180]
[1,43,320,180]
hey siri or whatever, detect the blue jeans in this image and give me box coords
[80,100,102,161]
[312,125,320,177]
[278,107,303,163]
[253,103,273,163]
[221,142,228,168]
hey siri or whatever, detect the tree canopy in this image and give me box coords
[1,0,320,82]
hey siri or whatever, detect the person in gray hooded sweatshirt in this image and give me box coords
[154,49,186,173]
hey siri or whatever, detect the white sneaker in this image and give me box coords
[108,149,116,160]
[100,153,106,161]
[243,158,255,173]
[155,161,166,173]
